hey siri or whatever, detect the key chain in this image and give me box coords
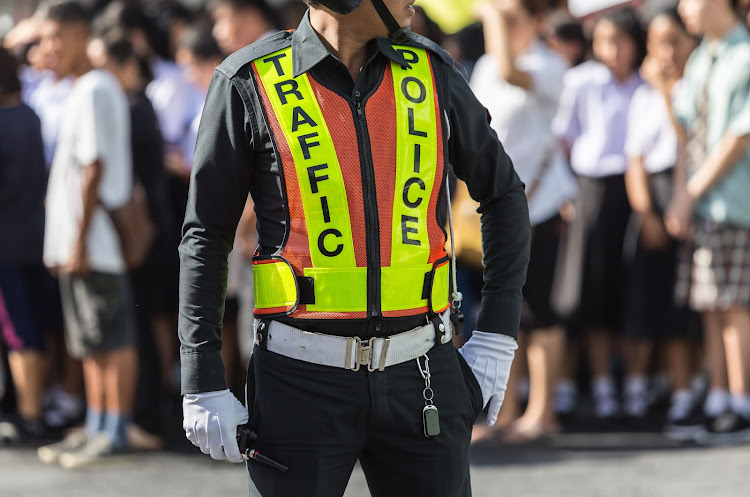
[445,172,464,337]
[417,355,440,437]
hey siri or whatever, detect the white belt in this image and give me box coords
[254,311,452,371]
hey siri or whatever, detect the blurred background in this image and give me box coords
[2,0,750,495]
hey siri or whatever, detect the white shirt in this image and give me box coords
[43,70,132,274]
[470,41,577,225]
[147,59,202,146]
[553,61,643,178]
[20,66,51,106]
[625,82,681,174]
[28,75,73,167]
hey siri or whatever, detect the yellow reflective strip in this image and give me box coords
[381,265,431,311]
[303,267,367,312]
[431,262,450,312]
[389,47,438,267]
[253,261,297,309]
[255,48,356,269]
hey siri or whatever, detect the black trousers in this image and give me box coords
[245,339,484,497]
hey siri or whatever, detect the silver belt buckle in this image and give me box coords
[346,337,391,372]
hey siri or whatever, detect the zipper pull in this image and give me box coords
[357,102,363,117]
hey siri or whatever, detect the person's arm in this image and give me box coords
[448,66,530,339]
[624,89,670,250]
[664,70,696,240]
[179,70,254,395]
[686,133,750,200]
[688,59,750,198]
[552,70,582,158]
[624,155,655,214]
[475,2,533,90]
[626,155,671,250]
[66,160,101,276]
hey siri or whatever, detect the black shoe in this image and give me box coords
[663,405,712,442]
[696,411,750,446]
[0,415,59,445]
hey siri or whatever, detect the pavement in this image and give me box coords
[1,431,749,497]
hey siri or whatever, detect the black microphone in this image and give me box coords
[236,425,289,473]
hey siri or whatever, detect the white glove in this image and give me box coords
[183,389,249,463]
[459,331,517,426]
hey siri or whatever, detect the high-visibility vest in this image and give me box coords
[250,45,450,320]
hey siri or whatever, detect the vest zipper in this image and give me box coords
[353,99,381,318]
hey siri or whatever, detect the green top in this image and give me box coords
[674,23,750,226]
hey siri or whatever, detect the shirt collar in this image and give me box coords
[291,11,413,78]
[705,23,749,58]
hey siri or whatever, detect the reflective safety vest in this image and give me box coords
[251,45,450,320]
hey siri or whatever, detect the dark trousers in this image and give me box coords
[245,339,484,497]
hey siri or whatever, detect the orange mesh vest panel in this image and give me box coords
[251,45,449,320]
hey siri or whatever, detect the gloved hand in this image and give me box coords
[183,389,249,463]
[459,331,517,426]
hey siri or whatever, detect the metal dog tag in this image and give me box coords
[423,404,440,437]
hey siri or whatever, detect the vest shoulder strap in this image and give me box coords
[217,31,292,78]
[401,33,454,66]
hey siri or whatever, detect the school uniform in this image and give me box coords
[551,61,643,332]
[622,82,700,341]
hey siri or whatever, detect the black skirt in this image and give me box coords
[550,174,631,332]
[521,214,565,330]
[621,170,701,340]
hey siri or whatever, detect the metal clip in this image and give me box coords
[345,337,390,372]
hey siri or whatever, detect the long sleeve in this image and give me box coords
[178,70,254,394]
[447,66,530,339]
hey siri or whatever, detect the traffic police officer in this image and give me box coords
[179,0,530,495]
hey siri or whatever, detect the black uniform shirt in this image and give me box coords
[179,13,530,394]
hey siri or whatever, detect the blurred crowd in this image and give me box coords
[1,0,750,470]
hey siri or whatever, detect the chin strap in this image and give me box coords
[370,0,411,43]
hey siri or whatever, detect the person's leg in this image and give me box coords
[622,338,653,418]
[102,346,139,448]
[66,273,139,451]
[666,339,693,392]
[722,307,750,417]
[555,335,580,416]
[507,326,564,438]
[665,338,694,418]
[703,311,730,418]
[7,351,47,421]
[150,314,177,391]
[82,355,106,438]
[361,342,479,497]
[0,268,48,427]
[587,327,618,418]
[245,346,363,497]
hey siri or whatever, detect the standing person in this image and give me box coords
[89,33,176,446]
[470,0,575,441]
[210,0,280,56]
[543,10,587,67]
[623,8,701,425]
[93,0,196,394]
[668,0,750,444]
[552,6,645,420]
[179,1,530,495]
[35,2,138,468]
[0,46,53,442]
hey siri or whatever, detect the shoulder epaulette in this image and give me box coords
[403,33,453,66]
[217,31,293,78]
